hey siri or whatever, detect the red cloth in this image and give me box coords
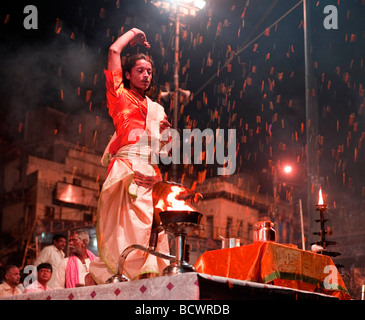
[104,68,148,155]
[66,250,97,288]
[195,242,351,300]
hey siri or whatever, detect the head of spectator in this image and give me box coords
[37,263,53,287]
[52,234,67,252]
[4,265,21,287]
[0,265,22,297]
[22,263,53,294]
[69,230,90,259]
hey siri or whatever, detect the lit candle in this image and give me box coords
[318,187,324,205]
[316,187,327,210]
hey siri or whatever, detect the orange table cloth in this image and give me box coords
[195,241,350,300]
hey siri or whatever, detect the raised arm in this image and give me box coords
[108,28,150,71]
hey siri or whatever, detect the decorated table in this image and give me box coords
[194,241,350,300]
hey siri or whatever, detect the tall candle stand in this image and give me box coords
[313,202,342,264]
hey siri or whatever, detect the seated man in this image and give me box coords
[23,263,53,294]
[0,265,22,297]
[54,230,97,288]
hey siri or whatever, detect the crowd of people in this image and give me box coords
[0,230,97,298]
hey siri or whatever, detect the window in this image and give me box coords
[226,217,232,238]
[206,215,214,238]
[45,206,55,219]
[73,178,81,186]
[247,222,253,241]
[237,220,243,238]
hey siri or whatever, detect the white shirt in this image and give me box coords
[0,282,22,297]
[53,257,91,289]
[34,245,65,289]
[23,280,52,294]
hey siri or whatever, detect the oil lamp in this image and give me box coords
[314,188,329,250]
[312,187,340,259]
[153,181,203,275]
[107,182,203,282]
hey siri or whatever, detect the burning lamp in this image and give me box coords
[315,187,327,211]
[107,182,203,282]
[312,187,341,259]
[313,188,329,251]
[159,210,202,275]
[153,181,203,275]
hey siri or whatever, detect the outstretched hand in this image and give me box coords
[160,118,171,134]
[130,28,150,49]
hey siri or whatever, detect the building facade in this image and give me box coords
[0,107,113,265]
[0,107,296,268]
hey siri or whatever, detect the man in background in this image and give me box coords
[34,234,66,288]
[54,230,97,288]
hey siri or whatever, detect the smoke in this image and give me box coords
[0,0,156,141]
[0,26,107,142]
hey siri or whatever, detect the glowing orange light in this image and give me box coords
[283,165,292,174]
[318,187,324,205]
[156,186,194,212]
[60,184,75,203]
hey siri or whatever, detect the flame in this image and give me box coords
[318,187,324,205]
[156,186,194,211]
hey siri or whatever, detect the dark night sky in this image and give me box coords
[0,0,365,244]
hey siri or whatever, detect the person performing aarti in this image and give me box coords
[89,28,171,283]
